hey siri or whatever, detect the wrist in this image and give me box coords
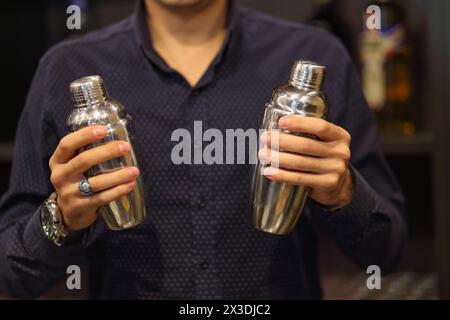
[321,167,355,212]
[56,196,96,232]
[40,192,70,246]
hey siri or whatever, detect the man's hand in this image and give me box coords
[48,125,139,231]
[259,115,353,209]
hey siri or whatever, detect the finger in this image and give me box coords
[66,167,139,196]
[89,167,139,192]
[258,148,340,173]
[263,166,338,191]
[64,141,131,177]
[262,131,333,157]
[279,116,351,142]
[50,125,107,168]
[87,181,136,207]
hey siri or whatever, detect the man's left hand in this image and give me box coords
[259,115,353,209]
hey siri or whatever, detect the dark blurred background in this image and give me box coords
[0,0,449,299]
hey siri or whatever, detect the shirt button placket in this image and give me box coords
[188,90,219,299]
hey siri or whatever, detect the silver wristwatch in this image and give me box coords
[40,192,69,246]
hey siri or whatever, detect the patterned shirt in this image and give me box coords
[0,0,405,299]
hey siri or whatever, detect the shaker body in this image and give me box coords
[67,76,147,230]
[251,61,327,235]
[252,104,310,234]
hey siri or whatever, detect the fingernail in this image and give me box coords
[258,149,268,164]
[119,142,131,154]
[128,181,136,189]
[260,132,269,144]
[279,117,289,128]
[128,167,139,177]
[264,167,279,176]
[93,126,106,138]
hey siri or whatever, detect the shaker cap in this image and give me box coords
[289,60,326,91]
[70,75,109,108]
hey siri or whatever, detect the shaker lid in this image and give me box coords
[289,60,326,91]
[70,75,109,108]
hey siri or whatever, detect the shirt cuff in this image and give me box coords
[23,208,89,266]
[316,166,378,235]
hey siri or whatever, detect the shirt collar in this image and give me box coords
[133,0,240,83]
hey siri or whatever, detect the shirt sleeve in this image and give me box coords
[0,58,88,299]
[312,44,407,274]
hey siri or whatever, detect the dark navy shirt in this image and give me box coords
[0,0,406,299]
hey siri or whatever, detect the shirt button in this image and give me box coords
[200,260,209,270]
[197,196,206,210]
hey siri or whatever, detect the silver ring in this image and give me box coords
[79,177,94,196]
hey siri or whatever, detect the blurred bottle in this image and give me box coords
[359,0,414,136]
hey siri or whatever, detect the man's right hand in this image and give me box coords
[48,125,139,231]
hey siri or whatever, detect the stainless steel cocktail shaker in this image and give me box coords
[252,61,327,235]
[68,75,147,230]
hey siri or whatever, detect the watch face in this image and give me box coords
[41,205,55,238]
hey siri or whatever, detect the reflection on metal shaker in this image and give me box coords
[68,75,147,230]
[252,61,327,235]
